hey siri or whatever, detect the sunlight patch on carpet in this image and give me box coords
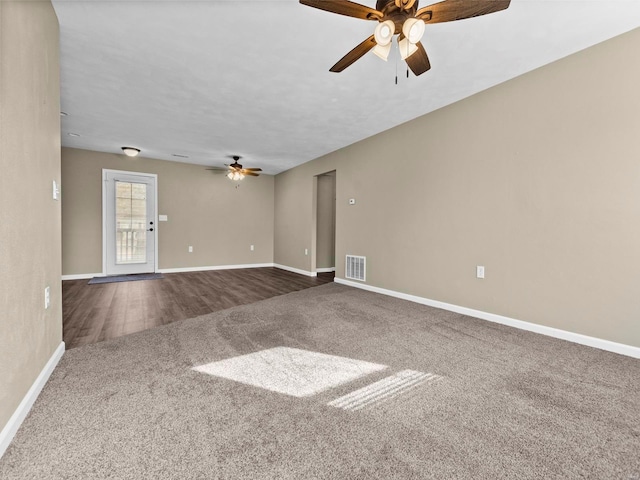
[193,347,388,397]
[328,370,442,411]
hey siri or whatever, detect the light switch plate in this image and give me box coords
[158,215,168,221]
[52,180,59,200]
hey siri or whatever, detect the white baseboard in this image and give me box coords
[316,267,336,273]
[61,273,103,281]
[158,263,275,274]
[0,342,65,459]
[65,264,321,278]
[334,278,640,359]
[274,264,317,277]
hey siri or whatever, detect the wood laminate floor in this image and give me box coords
[62,267,334,349]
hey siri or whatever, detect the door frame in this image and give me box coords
[102,168,159,276]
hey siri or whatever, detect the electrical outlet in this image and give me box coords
[188,246,193,253]
[44,286,50,309]
[250,245,254,251]
[476,266,485,279]
[52,180,59,200]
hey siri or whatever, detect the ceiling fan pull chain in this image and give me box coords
[395,41,399,85]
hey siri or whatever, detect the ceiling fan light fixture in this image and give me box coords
[402,17,425,44]
[374,20,395,46]
[121,147,140,157]
[398,37,418,60]
[227,171,244,181]
[372,42,391,61]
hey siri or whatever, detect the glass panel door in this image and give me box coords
[103,170,156,276]
[115,181,147,264]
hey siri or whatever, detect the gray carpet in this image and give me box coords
[2,283,639,479]
[88,273,164,284]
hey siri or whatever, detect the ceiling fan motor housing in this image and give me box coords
[230,155,242,169]
[377,0,418,32]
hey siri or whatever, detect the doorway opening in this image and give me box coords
[315,171,336,274]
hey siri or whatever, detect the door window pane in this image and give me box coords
[115,181,147,264]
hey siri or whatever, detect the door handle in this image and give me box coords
[147,228,154,232]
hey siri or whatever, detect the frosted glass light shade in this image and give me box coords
[402,18,425,44]
[374,20,395,46]
[227,171,244,181]
[121,147,140,157]
[373,42,391,61]
[398,38,418,59]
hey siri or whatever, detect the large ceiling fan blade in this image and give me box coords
[330,34,376,72]
[300,0,382,21]
[416,0,510,23]
[405,41,431,76]
[243,167,262,172]
[242,171,260,177]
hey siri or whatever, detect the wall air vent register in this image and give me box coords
[345,255,366,282]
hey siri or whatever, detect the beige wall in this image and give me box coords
[62,148,274,275]
[274,28,640,348]
[0,0,62,432]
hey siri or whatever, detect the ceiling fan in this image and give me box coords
[207,155,262,181]
[299,0,511,76]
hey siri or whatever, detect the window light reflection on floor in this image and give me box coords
[193,347,388,397]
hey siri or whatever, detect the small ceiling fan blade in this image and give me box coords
[242,171,260,177]
[416,0,510,23]
[243,167,262,172]
[405,41,431,76]
[300,0,382,21]
[330,34,376,72]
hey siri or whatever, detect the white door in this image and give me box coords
[103,169,157,275]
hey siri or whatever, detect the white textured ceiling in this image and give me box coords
[54,0,640,174]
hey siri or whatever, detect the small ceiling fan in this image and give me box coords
[300,0,511,76]
[206,155,262,181]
